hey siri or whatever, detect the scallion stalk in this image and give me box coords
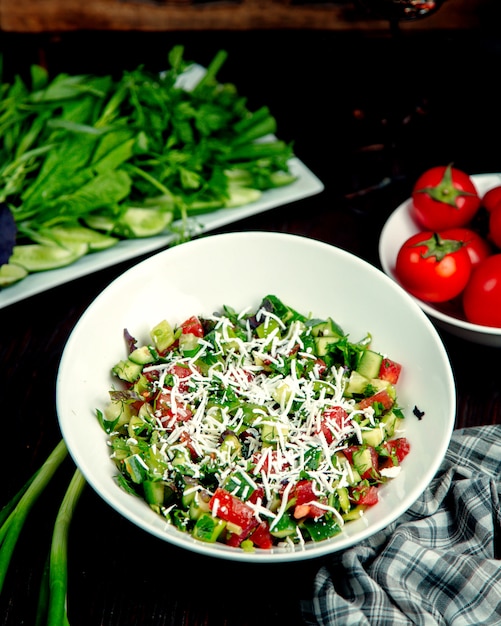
[0,439,68,593]
[46,468,86,626]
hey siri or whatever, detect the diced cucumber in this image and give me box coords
[367,378,391,393]
[143,480,176,508]
[112,359,143,383]
[333,452,361,485]
[10,242,88,272]
[103,399,133,428]
[0,263,28,287]
[272,382,293,406]
[192,513,227,543]
[310,317,344,338]
[345,370,370,396]
[129,345,157,365]
[336,486,350,514]
[352,447,376,478]
[124,454,148,483]
[132,374,152,398]
[314,335,340,357]
[150,319,175,353]
[128,414,150,439]
[361,425,385,447]
[261,420,288,447]
[256,317,281,339]
[342,505,365,521]
[357,349,383,380]
[270,511,297,538]
[179,332,200,355]
[220,432,242,459]
[381,411,403,437]
[302,517,341,542]
[189,490,211,521]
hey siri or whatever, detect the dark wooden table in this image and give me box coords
[1,26,501,626]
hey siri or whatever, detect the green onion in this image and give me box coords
[0,439,68,593]
[46,469,86,626]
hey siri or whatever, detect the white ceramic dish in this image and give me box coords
[379,173,501,347]
[0,64,324,310]
[57,231,455,562]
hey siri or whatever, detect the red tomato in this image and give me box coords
[482,185,501,212]
[358,389,394,411]
[411,164,480,230]
[488,205,501,249]
[378,357,402,384]
[440,227,491,268]
[292,480,325,519]
[209,488,258,538]
[462,254,501,327]
[249,521,273,549]
[350,484,379,506]
[317,406,349,444]
[381,437,411,463]
[395,231,472,302]
[180,316,204,337]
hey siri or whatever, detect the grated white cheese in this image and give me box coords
[107,300,407,549]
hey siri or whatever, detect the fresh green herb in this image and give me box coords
[0,46,297,288]
[0,439,68,593]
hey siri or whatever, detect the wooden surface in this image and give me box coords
[2,25,501,626]
[0,0,498,33]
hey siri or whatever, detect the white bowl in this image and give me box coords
[379,173,501,347]
[57,231,455,562]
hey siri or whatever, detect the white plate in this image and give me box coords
[379,172,501,347]
[0,64,324,310]
[57,231,455,562]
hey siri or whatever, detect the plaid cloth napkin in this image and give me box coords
[302,425,501,625]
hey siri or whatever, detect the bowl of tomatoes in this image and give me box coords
[379,167,501,346]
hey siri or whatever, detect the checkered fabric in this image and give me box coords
[302,425,501,625]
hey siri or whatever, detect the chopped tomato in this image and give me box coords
[180,316,204,337]
[252,449,289,474]
[249,521,273,549]
[168,363,196,393]
[209,488,258,539]
[381,437,411,463]
[350,483,379,506]
[291,479,325,519]
[293,479,316,505]
[358,389,394,411]
[378,357,402,384]
[155,390,193,429]
[317,406,349,444]
[248,486,265,505]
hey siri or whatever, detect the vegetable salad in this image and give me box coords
[98,295,410,551]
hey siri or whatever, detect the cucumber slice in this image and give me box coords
[357,349,383,380]
[0,263,28,287]
[224,186,261,208]
[33,224,118,251]
[10,243,88,272]
[84,214,117,233]
[116,207,173,238]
